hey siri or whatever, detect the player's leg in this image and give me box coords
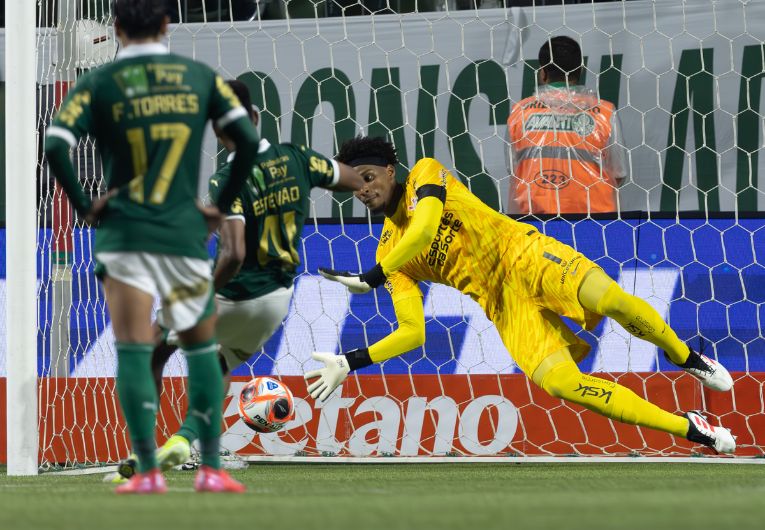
[175,313,223,469]
[101,274,166,493]
[151,324,177,398]
[578,268,732,391]
[531,344,735,453]
[116,326,185,480]
[161,287,293,455]
[175,312,244,493]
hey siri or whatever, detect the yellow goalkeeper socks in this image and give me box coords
[538,359,689,437]
[579,269,689,364]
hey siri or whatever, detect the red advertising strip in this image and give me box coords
[1,373,763,465]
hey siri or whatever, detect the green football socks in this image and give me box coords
[182,339,224,470]
[116,343,159,473]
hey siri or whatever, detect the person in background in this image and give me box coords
[506,35,627,215]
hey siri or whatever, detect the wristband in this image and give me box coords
[361,263,386,288]
[344,348,373,371]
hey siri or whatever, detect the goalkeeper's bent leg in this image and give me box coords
[532,349,689,437]
[578,269,689,364]
[116,342,159,472]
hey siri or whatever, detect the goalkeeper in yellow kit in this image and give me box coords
[308,136,736,453]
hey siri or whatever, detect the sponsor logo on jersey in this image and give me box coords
[534,169,571,190]
[439,169,448,187]
[428,212,463,268]
[380,229,392,246]
[309,156,334,178]
[559,255,582,285]
[522,100,549,110]
[114,65,150,97]
[523,112,596,136]
[231,198,244,215]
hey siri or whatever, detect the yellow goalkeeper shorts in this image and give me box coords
[491,232,604,377]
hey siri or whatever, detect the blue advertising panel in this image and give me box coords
[0,217,763,376]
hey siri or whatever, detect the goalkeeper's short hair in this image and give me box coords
[336,136,399,167]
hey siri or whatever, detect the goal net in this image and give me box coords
[3,0,764,469]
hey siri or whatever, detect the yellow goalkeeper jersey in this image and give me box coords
[376,158,538,316]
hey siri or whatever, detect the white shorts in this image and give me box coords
[216,287,293,372]
[96,251,213,333]
[165,286,293,372]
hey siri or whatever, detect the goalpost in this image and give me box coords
[5,0,38,476]
[4,1,765,472]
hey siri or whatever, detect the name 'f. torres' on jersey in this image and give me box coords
[47,43,247,259]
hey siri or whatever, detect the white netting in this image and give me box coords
[12,0,765,467]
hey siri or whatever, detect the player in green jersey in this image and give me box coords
[44,0,260,494]
[114,80,364,476]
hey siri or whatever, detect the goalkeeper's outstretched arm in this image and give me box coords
[305,292,425,401]
[317,195,444,292]
[378,195,443,275]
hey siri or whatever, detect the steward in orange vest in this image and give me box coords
[507,36,627,215]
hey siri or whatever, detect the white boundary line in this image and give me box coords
[242,455,764,465]
[53,465,119,476]
[46,455,765,475]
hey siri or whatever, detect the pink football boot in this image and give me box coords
[194,465,246,493]
[115,468,167,494]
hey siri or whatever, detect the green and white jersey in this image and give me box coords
[209,139,339,301]
[47,43,247,260]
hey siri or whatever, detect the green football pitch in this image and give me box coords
[1,463,763,530]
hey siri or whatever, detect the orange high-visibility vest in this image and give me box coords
[507,88,619,214]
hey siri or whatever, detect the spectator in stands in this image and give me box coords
[506,36,627,215]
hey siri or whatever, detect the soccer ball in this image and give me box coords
[238,377,295,433]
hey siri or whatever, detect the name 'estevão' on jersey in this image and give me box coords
[47,43,247,260]
[209,141,340,301]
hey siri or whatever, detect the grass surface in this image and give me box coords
[1,463,764,530]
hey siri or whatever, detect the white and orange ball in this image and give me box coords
[238,377,295,433]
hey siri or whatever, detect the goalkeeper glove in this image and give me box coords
[304,349,374,401]
[318,264,386,294]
